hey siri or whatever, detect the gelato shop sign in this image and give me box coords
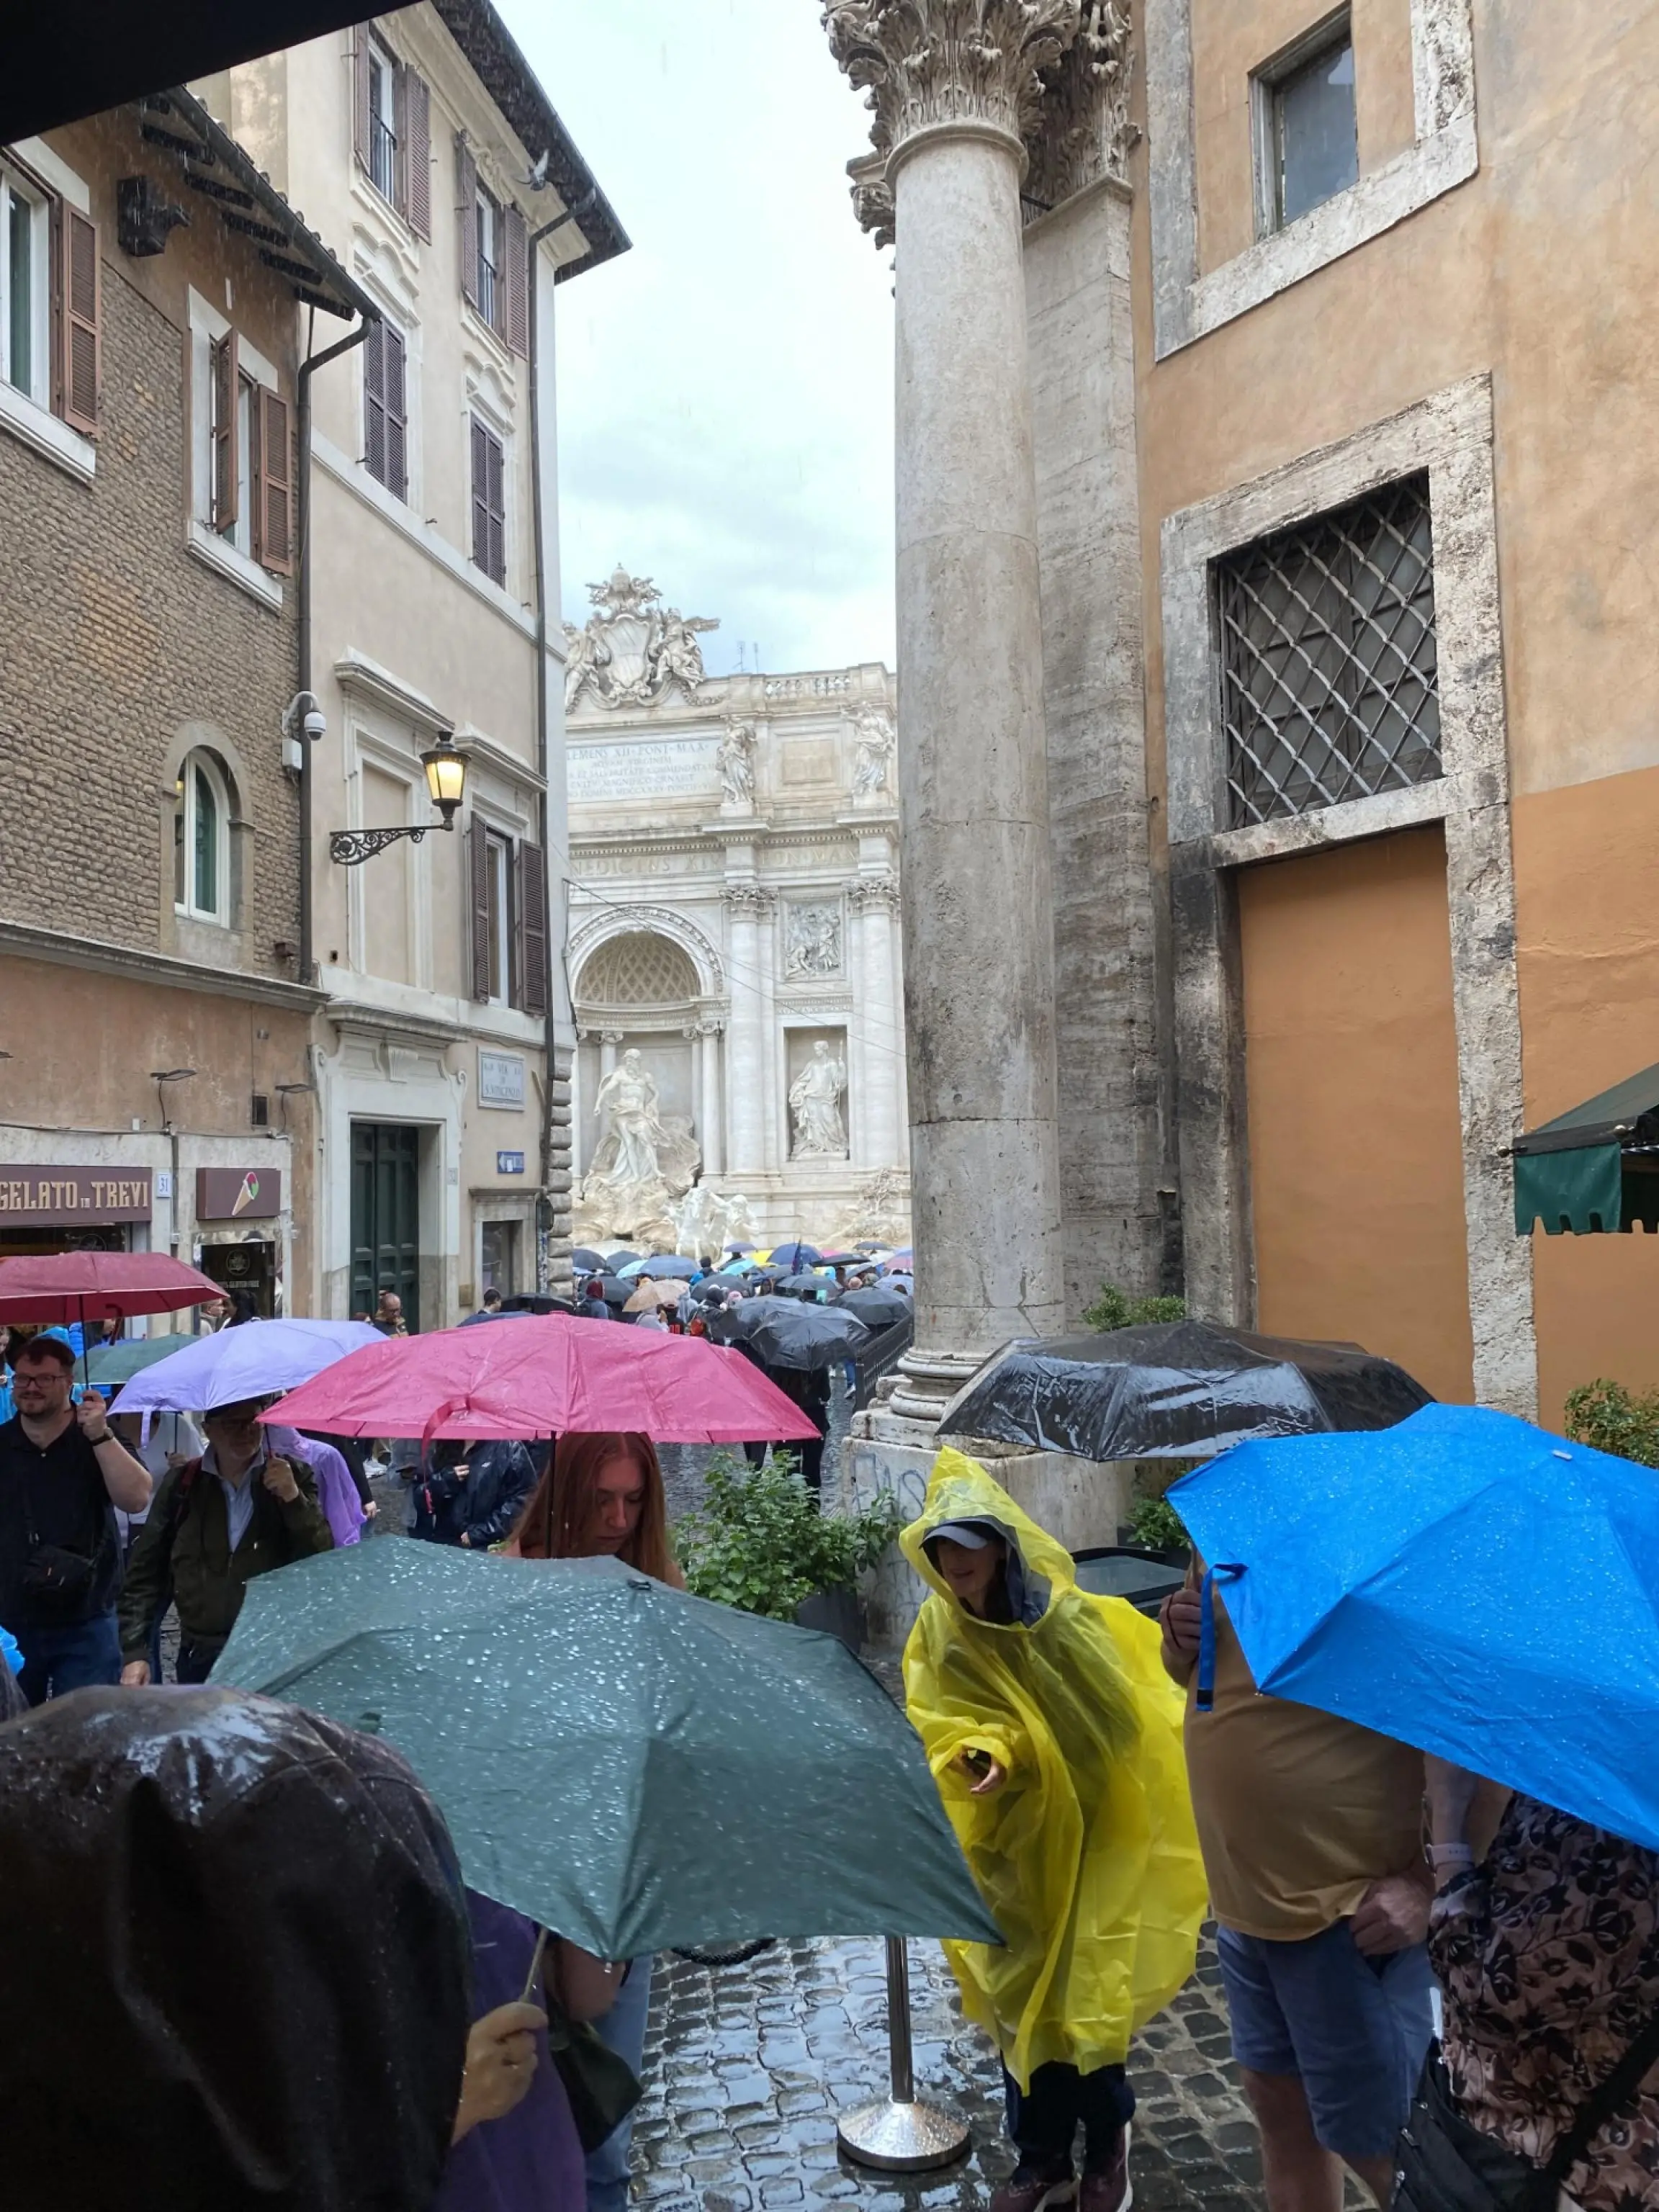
[0,1169,153,1223]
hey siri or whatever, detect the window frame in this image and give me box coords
[469,412,507,588]
[367,37,400,207]
[362,313,410,504]
[1251,8,1358,239]
[483,827,515,1005]
[0,161,50,408]
[474,184,500,336]
[174,751,233,926]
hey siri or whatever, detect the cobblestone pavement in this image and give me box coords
[631,1930,1277,2212]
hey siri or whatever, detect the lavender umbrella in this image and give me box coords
[110,1316,383,1414]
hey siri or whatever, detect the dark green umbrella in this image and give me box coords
[212,1542,1000,1957]
[86,1334,199,1387]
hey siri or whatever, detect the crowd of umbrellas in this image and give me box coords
[0,1244,1655,2165]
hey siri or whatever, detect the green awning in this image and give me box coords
[1513,1060,1659,1235]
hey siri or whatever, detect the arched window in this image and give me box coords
[174,752,232,924]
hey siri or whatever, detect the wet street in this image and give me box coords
[631,1931,1282,2212]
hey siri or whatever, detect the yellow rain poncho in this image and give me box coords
[902,1449,1207,2089]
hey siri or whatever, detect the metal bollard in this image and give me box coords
[835,1937,971,2172]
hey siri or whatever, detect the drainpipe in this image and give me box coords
[296,313,374,986]
[527,192,594,1291]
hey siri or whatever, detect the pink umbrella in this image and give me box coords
[259,1312,822,1447]
[0,1251,226,1382]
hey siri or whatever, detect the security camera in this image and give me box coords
[302,708,326,741]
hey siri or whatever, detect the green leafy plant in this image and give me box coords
[678,1452,904,1621]
[1082,1283,1187,1334]
[1128,1493,1190,1554]
[1563,1378,1659,1468]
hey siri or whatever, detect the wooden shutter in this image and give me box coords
[405,69,431,240]
[210,330,238,532]
[259,387,293,574]
[59,207,100,436]
[503,204,529,356]
[469,415,487,570]
[456,136,479,308]
[485,429,505,587]
[362,317,386,482]
[353,27,372,172]
[392,61,409,216]
[517,840,549,1017]
[469,815,492,1002]
[383,323,407,501]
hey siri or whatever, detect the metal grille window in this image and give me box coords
[1217,474,1441,827]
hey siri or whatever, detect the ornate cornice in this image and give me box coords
[824,0,1136,239]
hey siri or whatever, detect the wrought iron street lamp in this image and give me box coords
[328,735,470,865]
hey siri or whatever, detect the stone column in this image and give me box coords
[696,1019,725,1177]
[825,0,1076,1371]
[721,888,769,1178]
[850,874,902,1168]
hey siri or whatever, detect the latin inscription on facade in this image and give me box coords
[569,739,721,804]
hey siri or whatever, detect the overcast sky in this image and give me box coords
[498,0,896,679]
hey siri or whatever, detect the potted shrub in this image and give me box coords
[678,1452,902,1651]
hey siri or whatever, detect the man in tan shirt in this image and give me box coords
[1161,1571,1434,2211]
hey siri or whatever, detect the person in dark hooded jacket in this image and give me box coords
[413,1437,539,1550]
[0,1686,475,2212]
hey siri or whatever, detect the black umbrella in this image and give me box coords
[939,1319,1432,1462]
[768,1241,822,1272]
[690,1280,732,1307]
[838,1287,914,1331]
[606,1250,642,1269]
[714,1299,871,1372]
[777,1272,830,1295]
[593,1277,633,1308]
[572,1249,607,1273]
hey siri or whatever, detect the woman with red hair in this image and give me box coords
[505,1430,682,2211]
[505,1430,683,1589]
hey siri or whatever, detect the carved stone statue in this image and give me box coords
[850,706,895,799]
[588,1050,666,1193]
[565,569,720,711]
[669,1181,755,1262]
[789,1040,849,1159]
[717,719,757,808]
[786,904,842,979]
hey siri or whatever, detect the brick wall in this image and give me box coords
[0,254,301,974]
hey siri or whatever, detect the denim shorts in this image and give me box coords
[1216,1915,1434,2160]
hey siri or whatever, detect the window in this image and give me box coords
[174,752,232,923]
[1216,473,1440,827]
[1256,14,1359,232]
[196,316,292,578]
[484,830,513,1002]
[475,186,500,333]
[367,40,399,203]
[1,165,48,404]
[480,1220,518,1299]
[469,819,549,1014]
[470,416,505,587]
[363,316,408,501]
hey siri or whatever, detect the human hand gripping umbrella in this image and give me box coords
[1169,1402,1659,1850]
[212,1543,1002,1956]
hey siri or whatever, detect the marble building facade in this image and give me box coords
[565,570,909,1252]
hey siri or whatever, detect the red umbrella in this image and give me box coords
[0,1251,227,1385]
[259,1313,822,1447]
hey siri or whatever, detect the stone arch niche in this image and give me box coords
[572,925,713,1182]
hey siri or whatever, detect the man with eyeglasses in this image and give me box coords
[0,1334,152,1704]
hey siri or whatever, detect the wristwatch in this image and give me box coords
[86,1426,114,1444]
[1426,1841,1475,1869]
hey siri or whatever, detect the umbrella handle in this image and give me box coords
[1195,1563,1244,1714]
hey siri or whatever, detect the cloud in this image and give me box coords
[500,0,896,678]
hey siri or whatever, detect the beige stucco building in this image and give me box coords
[199,1,624,1321]
[821,0,1659,1551]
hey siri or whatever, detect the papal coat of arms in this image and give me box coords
[563,569,720,711]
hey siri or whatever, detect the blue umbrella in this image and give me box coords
[1170,1403,1659,1850]
[618,1255,697,1280]
[768,1241,822,1272]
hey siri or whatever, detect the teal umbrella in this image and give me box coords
[213,1542,1000,1957]
[86,1334,199,1387]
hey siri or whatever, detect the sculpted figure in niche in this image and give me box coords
[588,1050,666,1193]
[717,719,757,808]
[789,1040,848,1160]
[786,904,841,979]
[655,607,721,698]
[850,706,894,799]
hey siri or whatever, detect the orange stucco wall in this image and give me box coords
[1514,765,1659,1426]
[1237,826,1475,1403]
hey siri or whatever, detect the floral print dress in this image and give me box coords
[1431,1793,1659,2212]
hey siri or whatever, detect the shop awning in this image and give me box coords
[1513,1061,1659,1235]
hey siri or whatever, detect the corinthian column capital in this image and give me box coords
[822,0,1086,166]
